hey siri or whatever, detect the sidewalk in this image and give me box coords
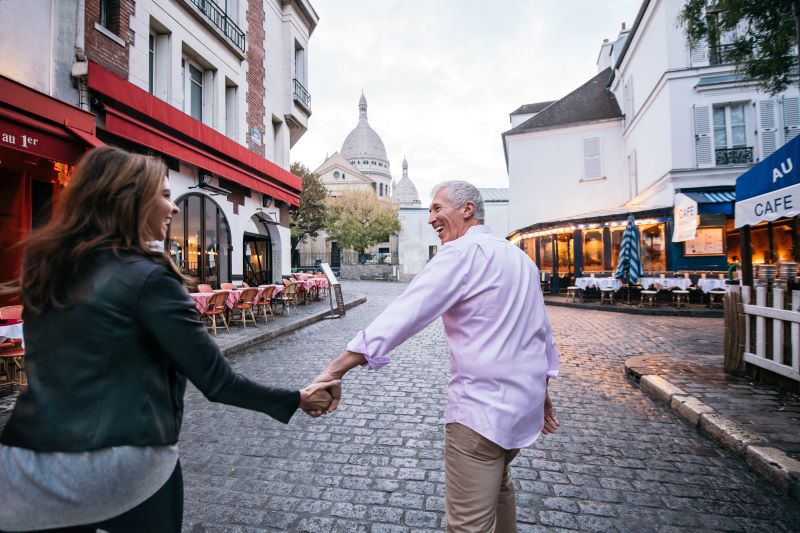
[625,353,800,501]
[0,290,367,428]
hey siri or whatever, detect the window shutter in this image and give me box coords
[783,96,800,143]
[689,38,709,67]
[583,137,602,179]
[758,99,779,159]
[693,105,713,168]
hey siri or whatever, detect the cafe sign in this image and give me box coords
[0,116,83,164]
[672,193,698,242]
[735,134,800,228]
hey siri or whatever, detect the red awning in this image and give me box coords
[0,75,101,164]
[87,62,301,206]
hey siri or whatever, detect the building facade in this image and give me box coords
[0,0,318,302]
[504,0,800,292]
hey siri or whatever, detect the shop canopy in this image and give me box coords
[735,134,800,228]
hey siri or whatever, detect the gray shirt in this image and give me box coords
[0,443,178,531]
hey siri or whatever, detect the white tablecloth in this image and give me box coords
[697,278,728,293]
[574,277,622,291]
[0,322,24,346]
[639,277,692,291]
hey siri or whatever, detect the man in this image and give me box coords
[315,181,559,532]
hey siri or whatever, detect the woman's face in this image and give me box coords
[146,176,179,241]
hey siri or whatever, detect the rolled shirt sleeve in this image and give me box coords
[543,311,559,378]
[346,244,469,369]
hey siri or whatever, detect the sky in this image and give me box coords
[291,0,644,204]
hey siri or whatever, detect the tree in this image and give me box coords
[325,190,401,254]
[289,162,327,244]
[680,0,800,95]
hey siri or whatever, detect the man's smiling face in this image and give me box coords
[427,187,474,245]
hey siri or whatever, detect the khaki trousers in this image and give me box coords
[444,423,519,533]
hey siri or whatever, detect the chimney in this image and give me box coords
[603,38,609,43]
[621,22,626,31]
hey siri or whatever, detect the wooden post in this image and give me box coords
[773,287,785,364]
[742,226,753,286]
[724,286,743,373]
[793,291,800,375]
[756,286,767,359]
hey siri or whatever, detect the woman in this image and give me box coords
[0,146,335,532]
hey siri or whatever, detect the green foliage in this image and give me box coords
[679,0,799,95]
[324,190,401,253]
[290,162,328,243]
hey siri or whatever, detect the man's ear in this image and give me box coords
[462,201,476,218]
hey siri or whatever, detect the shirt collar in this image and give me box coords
[466,224,490,236]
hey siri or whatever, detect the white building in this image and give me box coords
[503,0,800,289]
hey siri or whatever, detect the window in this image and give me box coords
[188,64,203,121]
[582,230,604,272]
[99,0,119,33]
[379,183,384,196]
[148,33,156,94]
[294,44,306,86]
[713,103,752,165]
[610,227,625,271]
[539,236,554,271]
[225,81,237,139]
[582,137,602,180]
[333,171,340,179]
[640,223,666,272]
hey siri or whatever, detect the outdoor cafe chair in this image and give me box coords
[0,305,23,320]
[278,282,299,314]
[197,284,214,294]
[232,287,259,328]
[201,290,229,336]
[0,345,26,388]
[565,286,581,303]
[220,282,236,291]
[256,285,276,322]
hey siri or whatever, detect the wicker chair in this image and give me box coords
[278,282,299,314]
[201,291,229,336]
[256,285,276,322]
[220,283,236,290]
[232,287,259,327]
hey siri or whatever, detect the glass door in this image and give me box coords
[243,233,272,286]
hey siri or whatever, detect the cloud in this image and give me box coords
[292,0,642,203]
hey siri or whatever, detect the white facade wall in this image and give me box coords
[0,0,79,104]
[506,120,625,232]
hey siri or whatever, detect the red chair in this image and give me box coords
[201,291,229,336]
[220,283,236,290]
[232,287,259,327]
[256,285,276,322]
[197,284,214,294]
[0,306,22,320]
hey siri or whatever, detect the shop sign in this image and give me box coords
[672,193,698,242]
[1,129,41,151]
[0,118,81,163]
[734,182,800,228]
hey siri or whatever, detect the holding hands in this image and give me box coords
[299,380,340,417]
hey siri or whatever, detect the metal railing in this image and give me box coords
[709,43,736,66]
[716,146,753,166]
[187,0,245,53]
[294,251,397,268]
[293,78,311,107]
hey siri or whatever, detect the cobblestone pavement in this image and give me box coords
[175,280,800,532]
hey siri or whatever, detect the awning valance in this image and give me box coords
[683,191,735,215]
[735,135,800,227]
[87,62,301,206]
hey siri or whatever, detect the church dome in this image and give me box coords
[393,157,421,206]
[340,93,390,174]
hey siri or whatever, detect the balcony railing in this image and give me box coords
[293,78,311,108]
[716,146,753,166]
[187,0,245,53]
[709,43,737,66]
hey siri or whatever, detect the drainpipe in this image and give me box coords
[71,0,90,111]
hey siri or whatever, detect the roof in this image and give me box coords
[478,188,509,202]
[613,0,650,71]
[503,68,622,136]
[509,203,671,237]
[314,152,371,183]
[509,101,555,116]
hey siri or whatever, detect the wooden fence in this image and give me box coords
[729,285,800,382]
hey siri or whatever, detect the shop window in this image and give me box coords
[521,238,536,264]
[582,230,604,272]
[539,236,554,271]
[640,223,666,272]
[556,234,574,274]
[168,193,231,287]
[610,227,625,271]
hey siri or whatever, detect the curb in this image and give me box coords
[544,299,723,317]
[222,296,367,357]
[626,363,800,502]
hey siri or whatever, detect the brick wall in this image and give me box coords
[85,0,135,79]
[245,0,266,156]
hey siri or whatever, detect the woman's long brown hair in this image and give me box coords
[12,146,188,314]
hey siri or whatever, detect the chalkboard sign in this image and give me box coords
[320,262,345,318]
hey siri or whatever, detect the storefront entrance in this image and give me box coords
[243,233,272,286]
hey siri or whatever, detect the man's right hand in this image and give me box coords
[313,350,367,414]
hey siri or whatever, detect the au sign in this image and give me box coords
[773,158,793,183]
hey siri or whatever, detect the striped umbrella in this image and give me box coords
[614,215,643,286]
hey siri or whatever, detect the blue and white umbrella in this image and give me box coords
[614,215,643,286]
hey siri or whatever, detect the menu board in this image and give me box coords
[319,263,345,318]
[683,227,725,256]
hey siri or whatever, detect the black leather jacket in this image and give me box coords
[1,251,299,452]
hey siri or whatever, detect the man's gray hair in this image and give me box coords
[431,180,485,222]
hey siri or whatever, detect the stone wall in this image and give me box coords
[340,264,398,281]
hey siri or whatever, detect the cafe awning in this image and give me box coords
[735,134,800,228]
[87,62,301,206]
[682,191,735,215]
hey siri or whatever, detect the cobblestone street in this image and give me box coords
[180,281,800,532]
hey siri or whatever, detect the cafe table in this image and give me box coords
[0,320,24,346]
[697,278,729,293]
[574,277,622,291]
[639,277,692,291]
